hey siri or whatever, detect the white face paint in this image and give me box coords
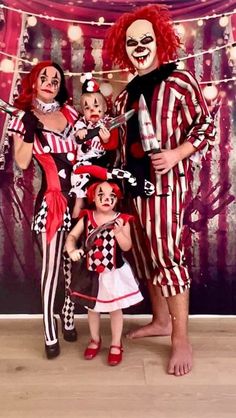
[36,66,61,103]
[94,182,117,213]
[81,93,106,124]
[125,20,158,75]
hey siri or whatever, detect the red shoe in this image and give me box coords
[84,338,101,360]
[108,345,123,366]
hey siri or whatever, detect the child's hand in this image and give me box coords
[99,125,110,143]
[76,128,88,141]
[68,248,84,262]
[113,218,125,235]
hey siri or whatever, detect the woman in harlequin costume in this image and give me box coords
[8,61,79,359]
[71,77,118,217]
[106,5,216,375]
[66,165,143,366]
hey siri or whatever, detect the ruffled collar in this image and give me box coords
[33,98,60,113]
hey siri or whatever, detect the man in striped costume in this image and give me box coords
[106,4,215,375]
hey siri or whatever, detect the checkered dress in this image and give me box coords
[78,210,143,312]
[8,105,78,239]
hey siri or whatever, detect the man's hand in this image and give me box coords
[150,148,180,174]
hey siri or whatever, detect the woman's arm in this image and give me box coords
[13,133,34,169]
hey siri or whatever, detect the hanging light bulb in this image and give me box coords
[177,60,185,70]
[67,24,83,42]
[197,19,204,27]
[229,45,236,60]
[98,16,105,25]
[203,84,218,100]
[0,58,14,72]
[100,82,113,97]
[27,15,38,27]
[219,16,229,27]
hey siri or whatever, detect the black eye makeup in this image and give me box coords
[140,35,154,45]
[126,38,139,47]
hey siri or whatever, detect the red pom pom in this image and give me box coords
[130,142,145,158]
[94,238,103,246]
[94,251,103,260]
[96,265,105,273]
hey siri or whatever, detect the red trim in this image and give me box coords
[60,105,75,124]
[70,289,141,303]
[35,153,67,243]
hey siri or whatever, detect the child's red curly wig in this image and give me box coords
[87,181,123,204]
[105,4,180,73]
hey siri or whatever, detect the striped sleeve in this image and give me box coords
[179,71,216,154]
[63,104,78,124]
[7,116,25,137]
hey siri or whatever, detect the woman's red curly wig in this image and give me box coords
[105,4,180,73]
[87,181,123,204]
[14,61,68,110]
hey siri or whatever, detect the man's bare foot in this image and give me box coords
[167,339,192,376]
[126,320,172,339]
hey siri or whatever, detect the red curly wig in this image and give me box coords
[14,61,69,110]
[87,181,123,204]
[105,4,180,73]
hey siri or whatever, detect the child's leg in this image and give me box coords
[110,309,123,353]
[87,310,101,348]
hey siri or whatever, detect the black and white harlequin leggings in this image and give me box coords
[41,231,75,346]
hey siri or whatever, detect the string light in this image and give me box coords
[0,3,235,26]
[0,37,236,87]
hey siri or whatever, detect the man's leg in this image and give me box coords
[166,289,192,376]
[127,282,171,338]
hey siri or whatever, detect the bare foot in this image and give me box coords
[167,339,192,376]
[126,320,172,339]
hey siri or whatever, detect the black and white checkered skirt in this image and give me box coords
[32,198,71,234]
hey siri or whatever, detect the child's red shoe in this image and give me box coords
[107,345,123,366]
[84,338,101,360]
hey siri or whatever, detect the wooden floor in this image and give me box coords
[0,316,236,418]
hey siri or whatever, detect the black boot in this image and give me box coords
[45,317,60,359]
[60,314,78,342]
[45,341,60,359]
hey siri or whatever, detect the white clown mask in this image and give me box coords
[125,19,158,74]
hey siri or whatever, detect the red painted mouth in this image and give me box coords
[41,89,54,94]
[90,114,100,122]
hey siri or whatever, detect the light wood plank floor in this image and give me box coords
[0,316,236,418]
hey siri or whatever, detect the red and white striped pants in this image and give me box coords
[131,184,190,297]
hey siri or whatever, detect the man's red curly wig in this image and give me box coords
[105,4,180,73]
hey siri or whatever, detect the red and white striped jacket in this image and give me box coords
[115,65,216,195]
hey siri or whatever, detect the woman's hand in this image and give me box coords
[76,128,88,141]
[68,248,84,262]
[22,110,42,143]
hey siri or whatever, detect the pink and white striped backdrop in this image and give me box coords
[0,0,235,314]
